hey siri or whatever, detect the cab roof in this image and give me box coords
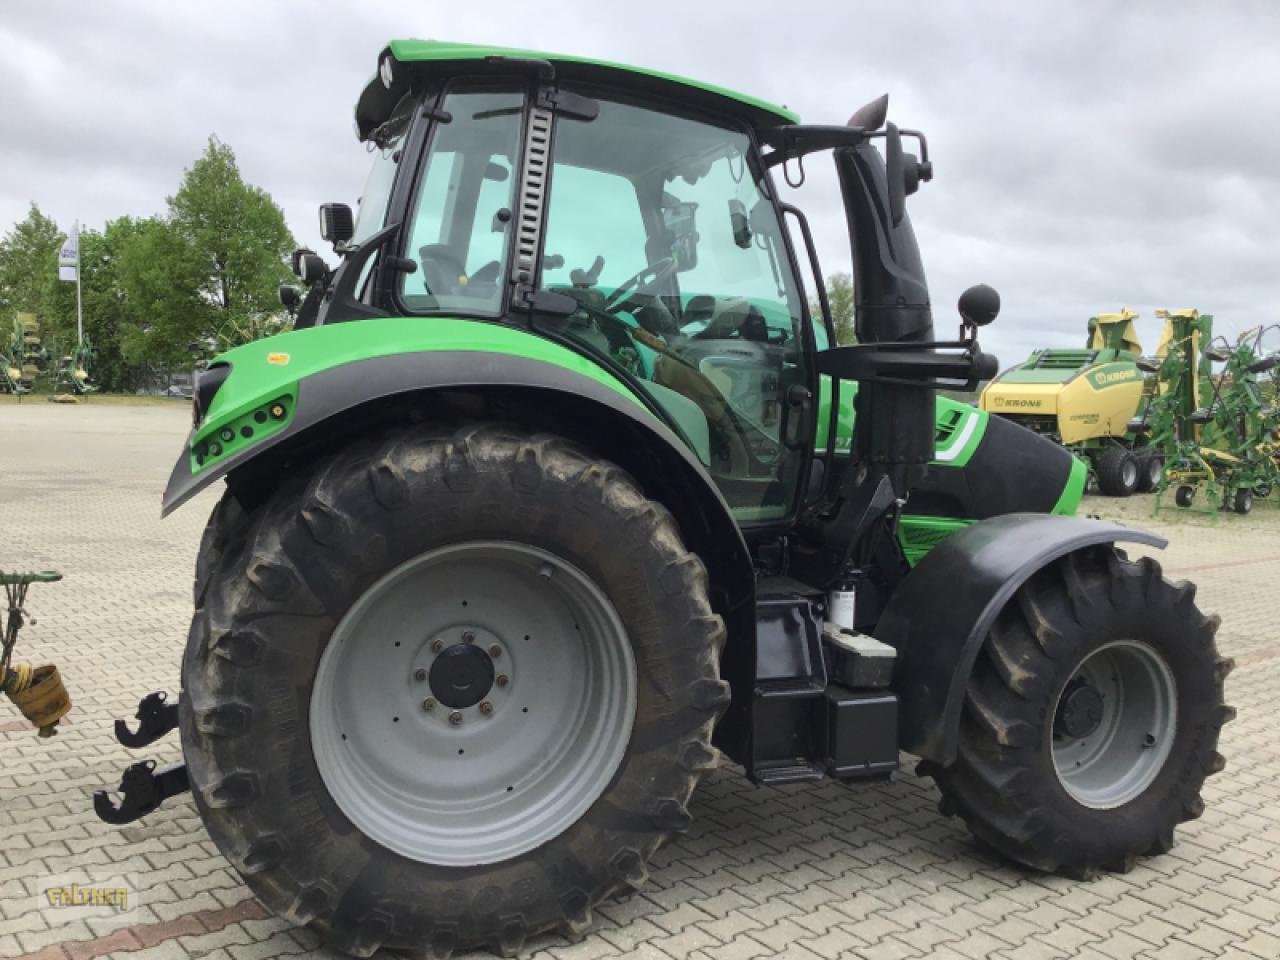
[356,39,800,142]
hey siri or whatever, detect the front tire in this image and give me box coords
[925,549,1233,877]
[180,424,727,957]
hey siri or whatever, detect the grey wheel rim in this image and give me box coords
[1052,640,1177,809]
[1121,458,1139,490]
[1146,457,1163,489]
[310,540,637,866]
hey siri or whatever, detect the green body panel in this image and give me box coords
[1054,455,1089,514]
[897,516,972,567]
[191,317,649,472]
[815,379,987,468]
[385,39,799,124]
[898,448,1086,567]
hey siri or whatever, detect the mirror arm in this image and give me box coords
[816,341,998,392]
[761,125,870,168]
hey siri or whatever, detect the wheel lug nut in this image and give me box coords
[496,674,509,687]
[422,697,436,711]
[414,668,427,682]
[479,701,494,716]
[449,711,463,725]
[462,631,476,644]
[489,644,502,658]
[431,638,443,653]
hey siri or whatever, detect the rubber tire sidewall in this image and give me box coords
[179,426,726,954]
[1095,446,1139,497]
[934,551,1227,874]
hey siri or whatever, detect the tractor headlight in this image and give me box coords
[192,363,232,428]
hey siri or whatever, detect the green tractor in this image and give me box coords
[93,42,1232,957]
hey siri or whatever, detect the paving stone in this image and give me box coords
[3,403,1279,960]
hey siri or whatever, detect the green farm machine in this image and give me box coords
[980,309,1159,496]
[89,42,1232,957]
[1,314,45,398]
[1142,310,1280,514]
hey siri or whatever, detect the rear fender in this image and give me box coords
[877,513,1166,765]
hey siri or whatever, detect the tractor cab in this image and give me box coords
[295,41,1004,535]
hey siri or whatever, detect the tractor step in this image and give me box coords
[114,691,180,748]
[93,759,190,824]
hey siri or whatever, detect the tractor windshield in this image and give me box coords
[535,94,812,523]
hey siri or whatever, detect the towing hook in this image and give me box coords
[93,759,190,825]
[114,690,180,748]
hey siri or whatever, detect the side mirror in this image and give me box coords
[1204,348,1229,363]
[1136,357,1161,374]
[885,123,906,225]
[958,284,1000,328]
[1248,355,1279,375]
[319,203,355,248]
[884,123,933,226]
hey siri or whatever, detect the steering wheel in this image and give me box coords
[603,258,676,311]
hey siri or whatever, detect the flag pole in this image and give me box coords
[74,220,83,345]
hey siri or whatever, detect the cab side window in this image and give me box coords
[400,87,524,315]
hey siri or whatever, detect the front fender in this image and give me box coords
[877,513,1167,765]
[164,317,661,516]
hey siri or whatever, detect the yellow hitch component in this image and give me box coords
[3,662,71,737]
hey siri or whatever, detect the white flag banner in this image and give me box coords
[58,223,79,283]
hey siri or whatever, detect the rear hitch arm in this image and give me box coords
[93,759,190,825]
[114,690,180,748]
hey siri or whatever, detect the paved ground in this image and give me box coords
[1,402,1278,960]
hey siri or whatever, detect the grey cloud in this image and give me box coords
[1,0,1275,368]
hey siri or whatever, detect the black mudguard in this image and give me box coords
[876,513,1167,765]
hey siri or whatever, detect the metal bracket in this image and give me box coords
[114,691,179,748]
[93,760,190,825]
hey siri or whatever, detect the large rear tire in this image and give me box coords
[179,424,727,957]
[1094,446,1139,497]
[924,549,1233,878]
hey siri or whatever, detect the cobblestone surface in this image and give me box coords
[1,403,1277,959]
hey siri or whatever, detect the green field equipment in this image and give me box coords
[1149,313,1279,514]
[49,335,98,395]
[979,309,1159,496]
[1,314,46,400]
[1181,327,1280,513]
[91,42,1230,955]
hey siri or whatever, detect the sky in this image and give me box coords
[2,0,1277,364]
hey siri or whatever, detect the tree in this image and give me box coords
[167,136,294,349]
[0,204,65,336]
[825,272,855,346]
